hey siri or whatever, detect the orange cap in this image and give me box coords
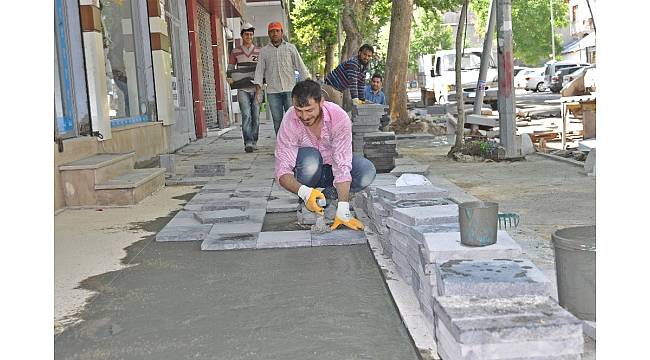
[268,21,283,32]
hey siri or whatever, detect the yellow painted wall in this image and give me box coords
[54,122,168,212]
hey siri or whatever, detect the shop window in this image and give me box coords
[100,0,149,125]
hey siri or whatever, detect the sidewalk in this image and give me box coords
[54,115,420,359]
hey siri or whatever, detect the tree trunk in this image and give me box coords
[452,0,470,151]
[324,43,335,77]
[385,0,414,128]
[341,0,363,62]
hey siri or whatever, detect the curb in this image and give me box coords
[532,152,585,168]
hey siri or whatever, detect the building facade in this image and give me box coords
[54,0,246,212]
[561,0,596,63]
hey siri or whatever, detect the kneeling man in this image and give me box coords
[275,80,377,230]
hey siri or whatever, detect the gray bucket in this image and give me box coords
[458,201,499,247]
[552,225,596,321]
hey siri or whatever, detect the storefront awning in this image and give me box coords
[562,32,595,54]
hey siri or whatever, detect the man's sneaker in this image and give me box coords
[244,145,254,153]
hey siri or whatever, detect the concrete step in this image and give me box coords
[95,168,165,206]
[59,152,135,184]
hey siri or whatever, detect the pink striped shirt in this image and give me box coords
[275,101,353,184]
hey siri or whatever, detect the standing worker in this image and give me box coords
[322,44,374,107]
[253,21,310,134]
[275,80,376,231]
[228,23,260,153]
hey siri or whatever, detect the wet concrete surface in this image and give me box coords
[55,216,419,359]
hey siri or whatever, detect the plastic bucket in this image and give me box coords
[458,201,499,247]
[552,225,596,321]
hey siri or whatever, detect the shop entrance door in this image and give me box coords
[165,0,196,150]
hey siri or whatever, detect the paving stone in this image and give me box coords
[394,157,421,166]
[159,154,176,175]
[386,216,459,241]
[375,184,449,201]
[184,200,248,212]
[391,204,458,226]
[186,192,232,204]
[435,258,552,297]
[193,209,250,224]
[421,230,522,264]
[200,183,237,193]
[352,115,381,126]
[390,164,430,177]
[266,197,300,213]
[311,229,366,246]
[166,211,202,227]
[433,295,584,360]
[208,222,263,235]
[155,224,213,242]
[200,233,258,250]
[257,230,312,249]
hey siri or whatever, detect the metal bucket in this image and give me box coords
[458,201,499,247]
[552,225,596,321]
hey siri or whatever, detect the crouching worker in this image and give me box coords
[275,80,376,230]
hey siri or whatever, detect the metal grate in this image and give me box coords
[197,4,218,129]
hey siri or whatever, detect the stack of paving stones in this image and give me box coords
[353,176,585,359]
[351,103,387,154]
[362,132,397,173]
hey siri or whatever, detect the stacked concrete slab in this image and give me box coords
[354,175,585,359]
[351,103,387,154]
[363,132,397,173]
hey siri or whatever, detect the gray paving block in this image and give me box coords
[257,230,312,249]
[184,200,248,212]
[166,211,202,227]
[433,295,584,359]
[200,233,258,250]
[200,183,237,193]
[193,209,250,224]
[375,185,449,201]
[391,204,459,226]
[422,230,522,264]
[156,224,213,242]
[266,197,300,213]
[390,164,430,177]
[311,229,366,246]
[186,192,233,204]
[208,222,263,235]
[386,216,459,241]
[436,259,551,297]
[159,154,176,175]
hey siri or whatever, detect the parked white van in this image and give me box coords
[418,48,498,106]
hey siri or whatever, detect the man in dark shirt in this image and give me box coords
[322,44,374,107]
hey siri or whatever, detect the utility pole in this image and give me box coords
[550,0,556,60]
[496,0,517,158]
[473,0,497,115]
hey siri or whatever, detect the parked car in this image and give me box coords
[514,68,533,88]
[515,68,545,92]
[543,60,590,90]
[562,65,595,88]
[549,65,590,93]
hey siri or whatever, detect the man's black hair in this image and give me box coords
[358,44,374,54]
[371,73,383,81]
[291,80,322,107]
[240,28,254,36]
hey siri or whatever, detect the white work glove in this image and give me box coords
[298,185,325,215]
[330,201,364,231]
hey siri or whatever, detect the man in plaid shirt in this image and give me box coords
[322,44,374,107]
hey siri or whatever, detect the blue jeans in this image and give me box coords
[267,91,292,134]
[237,90,260,145]
[294,147,376,193]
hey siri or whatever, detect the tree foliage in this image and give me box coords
[290,0,341,75]
[409,8,454,72]
[471,0,569,65]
